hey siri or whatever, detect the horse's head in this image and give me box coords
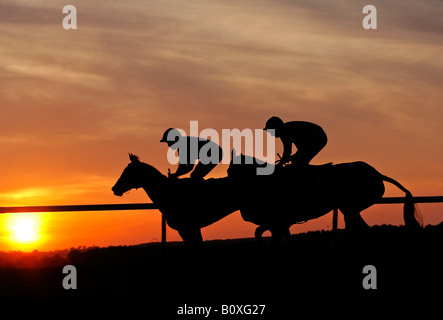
[112,153,146,196]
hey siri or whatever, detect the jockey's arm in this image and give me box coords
[280,137,293,164]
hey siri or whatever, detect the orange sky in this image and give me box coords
[1,0,442,251]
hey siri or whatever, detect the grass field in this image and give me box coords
[0,223,442,312]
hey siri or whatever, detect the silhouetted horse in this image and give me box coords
[112,154,239,250]
[228,152,422,244]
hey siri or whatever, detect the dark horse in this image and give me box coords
[228,152,423,243]
[112,154,239,250]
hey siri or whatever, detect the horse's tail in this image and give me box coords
[381,175,423,231]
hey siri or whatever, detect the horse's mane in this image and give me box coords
[129,153,167,180]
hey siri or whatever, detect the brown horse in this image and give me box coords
[228,152,423,244]
[112,154,239,250]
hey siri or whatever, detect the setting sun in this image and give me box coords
[7,215,41,245]
[12,218,36,242]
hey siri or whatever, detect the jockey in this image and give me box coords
[263,116,327,169]
[161,128,223,181]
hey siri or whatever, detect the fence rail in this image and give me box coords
[1,196,442,214]
[0,202,166,248]
[1,196,442,245]
[0,203,157,214]
[374,196,443,204]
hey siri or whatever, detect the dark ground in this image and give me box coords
[0,224,442,314]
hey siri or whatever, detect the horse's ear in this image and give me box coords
[128,153,140,163]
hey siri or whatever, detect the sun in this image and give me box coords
[13,219,36,242]
[7,215,41,245]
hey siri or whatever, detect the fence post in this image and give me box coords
[161,212,166,251]
[332,208,338,231]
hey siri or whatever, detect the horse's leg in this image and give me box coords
[283,227,292,244]
[342,208,369,232]
[255,225,268,247]
[269,225,287,249]
[178,228,204,254]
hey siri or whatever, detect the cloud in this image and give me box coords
[1,0,442,189]
[0,2,58,25]
[1,0,442,249]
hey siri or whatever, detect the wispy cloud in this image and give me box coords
[1,0,442,197]
[0,175,115,206]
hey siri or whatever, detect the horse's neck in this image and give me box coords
[139,163,168,202]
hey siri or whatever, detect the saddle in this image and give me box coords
[277,162,333,187]
[280,162,333,173]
